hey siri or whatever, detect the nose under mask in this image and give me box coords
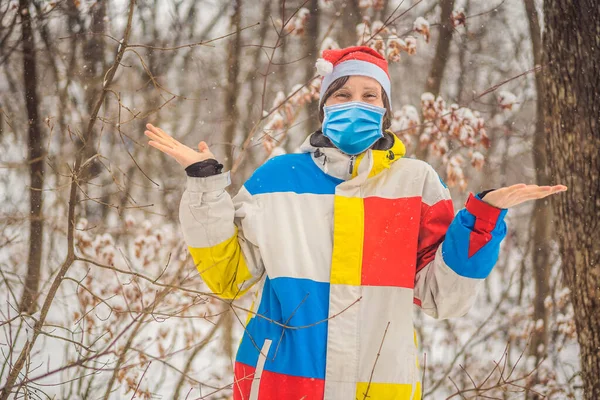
[322,101,386,155]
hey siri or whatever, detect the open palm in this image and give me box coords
[482,183,567,209]
[144,123,215,168]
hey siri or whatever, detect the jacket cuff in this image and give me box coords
[185,159,223,177]
[465,192,507,228]
[186,171,231,193]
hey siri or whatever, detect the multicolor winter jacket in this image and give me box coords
[179,131,508,400]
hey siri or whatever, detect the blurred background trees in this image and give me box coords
[0,0,594,398]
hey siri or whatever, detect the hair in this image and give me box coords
[318,76,392,131]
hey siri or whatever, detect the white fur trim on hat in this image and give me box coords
[315,58,334,76]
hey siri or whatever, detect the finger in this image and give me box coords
[510,186,555,205]
[155,125,180,146]
[504,185,567,207]
[513,185,552,198]
[496,184,531,203]
[144,129,171,145]
[146,124,171,143]
[508,183,528,191]
[503,183,528,193]
[497,183,529,198]
[519,185,552,193]
[146,123,165,138]
[198,141,210,153]
[148,140,178,157]
[145,130,174,148]
[538,185,567,202]
[508,184,549,199]
[146,123,179,146]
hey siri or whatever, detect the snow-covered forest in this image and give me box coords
[1,0,598,399]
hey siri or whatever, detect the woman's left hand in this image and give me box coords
[482,184,568,209]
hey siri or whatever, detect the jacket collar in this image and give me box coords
[299,131,406,182]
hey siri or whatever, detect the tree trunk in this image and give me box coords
[424,0,455,96]
[456,0,470,104]
[543,1,600,398]
[18,0,44,314]
[339,0,361,47]
[82,1,107,220]
[223,0,242,170]
[524,0,551,364]
[304,0,320,134]
[417,0,455,160]
[243,0,270,137]
[82,1,106,111]
[221,0,242,349]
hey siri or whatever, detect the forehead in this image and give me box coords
[341,75,381,90]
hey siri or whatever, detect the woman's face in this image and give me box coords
[325,75,384,108]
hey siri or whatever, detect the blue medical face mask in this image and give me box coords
[322,101,386,155]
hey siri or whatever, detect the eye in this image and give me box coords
[364,92,378,99]
[335,92,350,98]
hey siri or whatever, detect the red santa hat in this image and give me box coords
[316,46,391,106]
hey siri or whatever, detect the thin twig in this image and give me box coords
[361,321,391,400]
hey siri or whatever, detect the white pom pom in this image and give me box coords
[315,58,333,76]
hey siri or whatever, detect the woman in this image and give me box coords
[145,47,566,400]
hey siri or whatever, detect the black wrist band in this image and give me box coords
[477,189,496,199]
[185,159,223,177]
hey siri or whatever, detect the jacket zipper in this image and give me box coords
[349,155,356,175]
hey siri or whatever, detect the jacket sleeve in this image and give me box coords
[179,171,264,299]
[413,165,508,319]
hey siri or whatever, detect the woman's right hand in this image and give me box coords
[144,123,215,168]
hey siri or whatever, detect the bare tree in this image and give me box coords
[223,0,243,170]
[524,0,551,365]
[18,0,44,315]
[304,0,321,134]
[339,0,361,47]
[0,1,137,397]
[543,1,600,398]
[424,0,455,97]
[417,0,455,161]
